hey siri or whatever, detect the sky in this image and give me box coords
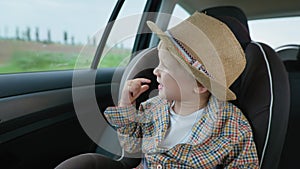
[1,0,300,48]
[0,0,189,47]
[0,0,120,44]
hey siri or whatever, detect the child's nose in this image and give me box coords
[153,67,160,77]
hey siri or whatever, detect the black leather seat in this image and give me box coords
[276,45,300,169]
[203,6,290,169]
[232,42,290,169]
[276,44,300,61]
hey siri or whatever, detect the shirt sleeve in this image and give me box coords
[104,104,154,153]
[104,105,137,128]
[224,116,260,168]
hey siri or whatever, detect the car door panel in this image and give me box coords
[0,68,123,169]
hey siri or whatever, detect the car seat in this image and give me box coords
[276,44,300,169]
[100,6,290,169]
[202,6,290,169]
[276,44,300,61]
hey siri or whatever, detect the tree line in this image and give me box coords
[1,26,98,46]
[13,27,75,45]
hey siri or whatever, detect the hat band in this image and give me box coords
[166,31,214,79]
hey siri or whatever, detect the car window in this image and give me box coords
[0,0,146,74]
[168,4,190,29]
[148,3,189,47]
[249,16,300,49]
[96,0,147,68]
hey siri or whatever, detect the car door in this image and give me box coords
[0,0,151,168]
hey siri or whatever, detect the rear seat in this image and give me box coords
[276,44,300,61]
[276,45,300,169]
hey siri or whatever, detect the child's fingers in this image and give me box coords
[132,85,150,101]
[134,78,151,84]
[129,82,141,94]
[140,84,150,92]
[129,78,151,93]
[120,78,151,106]
[130,79,151,99]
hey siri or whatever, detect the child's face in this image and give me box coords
[153,44,198,101]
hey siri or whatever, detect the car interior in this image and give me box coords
[276,43,300,169]
[0,0,299,169]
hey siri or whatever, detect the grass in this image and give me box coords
[0,40,131,74]
[99,52,130,68]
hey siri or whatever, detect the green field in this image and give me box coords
[0,40,131,74]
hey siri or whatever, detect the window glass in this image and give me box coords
[0,0,147,73]
[249,16,300,49]
[0,0,116,74]
[168,4,190,29]
[97,0,147,68]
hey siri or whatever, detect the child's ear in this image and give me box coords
[193,85,208,94]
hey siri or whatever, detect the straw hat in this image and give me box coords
[147,12,246,101]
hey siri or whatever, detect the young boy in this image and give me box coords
[104,12,259,168]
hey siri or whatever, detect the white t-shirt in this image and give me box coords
[143,102,216,168]
[158,102,204,149]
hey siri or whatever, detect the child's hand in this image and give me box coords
[119,78,151,107]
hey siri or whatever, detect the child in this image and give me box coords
[104,12,259,168]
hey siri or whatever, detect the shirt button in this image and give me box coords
[157,164,162,169]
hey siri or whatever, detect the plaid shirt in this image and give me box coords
[104,96,259,168]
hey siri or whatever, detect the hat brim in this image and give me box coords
[147,21,236,101]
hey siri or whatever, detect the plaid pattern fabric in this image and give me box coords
[104,96,259,168]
